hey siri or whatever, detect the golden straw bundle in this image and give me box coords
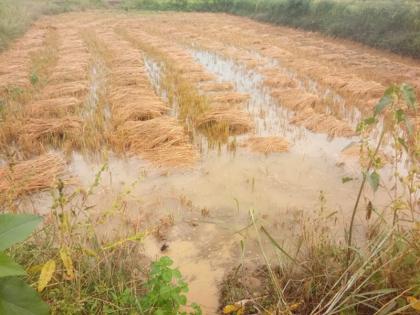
[26,97,82,117]
[19,117,83,148]
[245,136,289,154]
[209,92,250,105]
[0,153,72,204]
[112,101,170,124]
[41,81,88,98]
[113,117,197,166]
[291,108,356,138]
[195,107,253,135]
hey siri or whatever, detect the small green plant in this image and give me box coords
[0,213,48,315]
[140,256,202,315]
[30,71,39,85]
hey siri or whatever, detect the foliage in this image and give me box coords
[0,213,48,315]
[140,256,202,315]
[120,0,420,58]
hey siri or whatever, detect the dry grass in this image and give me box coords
[40,81,89,98]
[25,97,82,117]
[290,107,356,138]
[271,89,320,111]
[0,153,72,205]
[112,101,169,124]
[244,136,289,154]
[208,92,250,105]
[264,75,298,89]
[199,82,233,92]
[113,117,197,166]
[195,106,254,135]
[18,117,83,153]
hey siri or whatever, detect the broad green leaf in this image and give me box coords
[0,214,42,251]
[0,252,26,278]
[162,269,172,282]
[367,171,380,192]
[374,95,392,116]
[400,83,417,109]
[0,277,49,315]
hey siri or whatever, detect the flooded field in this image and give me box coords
[0,11,419,314]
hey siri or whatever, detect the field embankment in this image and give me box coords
[121,0,420,58]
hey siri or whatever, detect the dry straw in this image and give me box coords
[18,117,83,153]
[245,136,289,154]
[0,153,72,204]
[41,81,88,99]
[291,108,356,138]
[26,97,82,117]
[113,117,197,167]
[195,107,254,135]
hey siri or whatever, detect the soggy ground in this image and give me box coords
[1,11,419,314]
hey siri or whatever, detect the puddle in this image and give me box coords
[18,148,392,314]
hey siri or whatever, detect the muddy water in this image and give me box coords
[65,149,365,313]
[18,46,391,314]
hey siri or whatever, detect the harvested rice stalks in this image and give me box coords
[199,82,233,92]
[113,117,197,167]
[290,108,356,138]
[25,97,82,117]
[0,153,72,205]
[40,81,88,98]
[112,101,169,125]
[19,117,83,153]
[195,107,253,135]
[208,92,250,105]
[245,136,289,154]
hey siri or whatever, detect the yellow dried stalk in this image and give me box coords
[18,117,83,153]
[245,136,289,154]
[199,82,234,92]
[0,153,73,204]
[271,89,319,111]
[112,101,170,125]
[113,117,197,167]
[25,97,82,117]
[40,81,88,98]
[195,106,254,135]
[209,92,250,105]
[290,108,356,138]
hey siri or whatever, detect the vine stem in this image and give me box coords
[346,130,386,267]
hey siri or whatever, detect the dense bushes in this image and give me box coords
[121,0,420,58]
